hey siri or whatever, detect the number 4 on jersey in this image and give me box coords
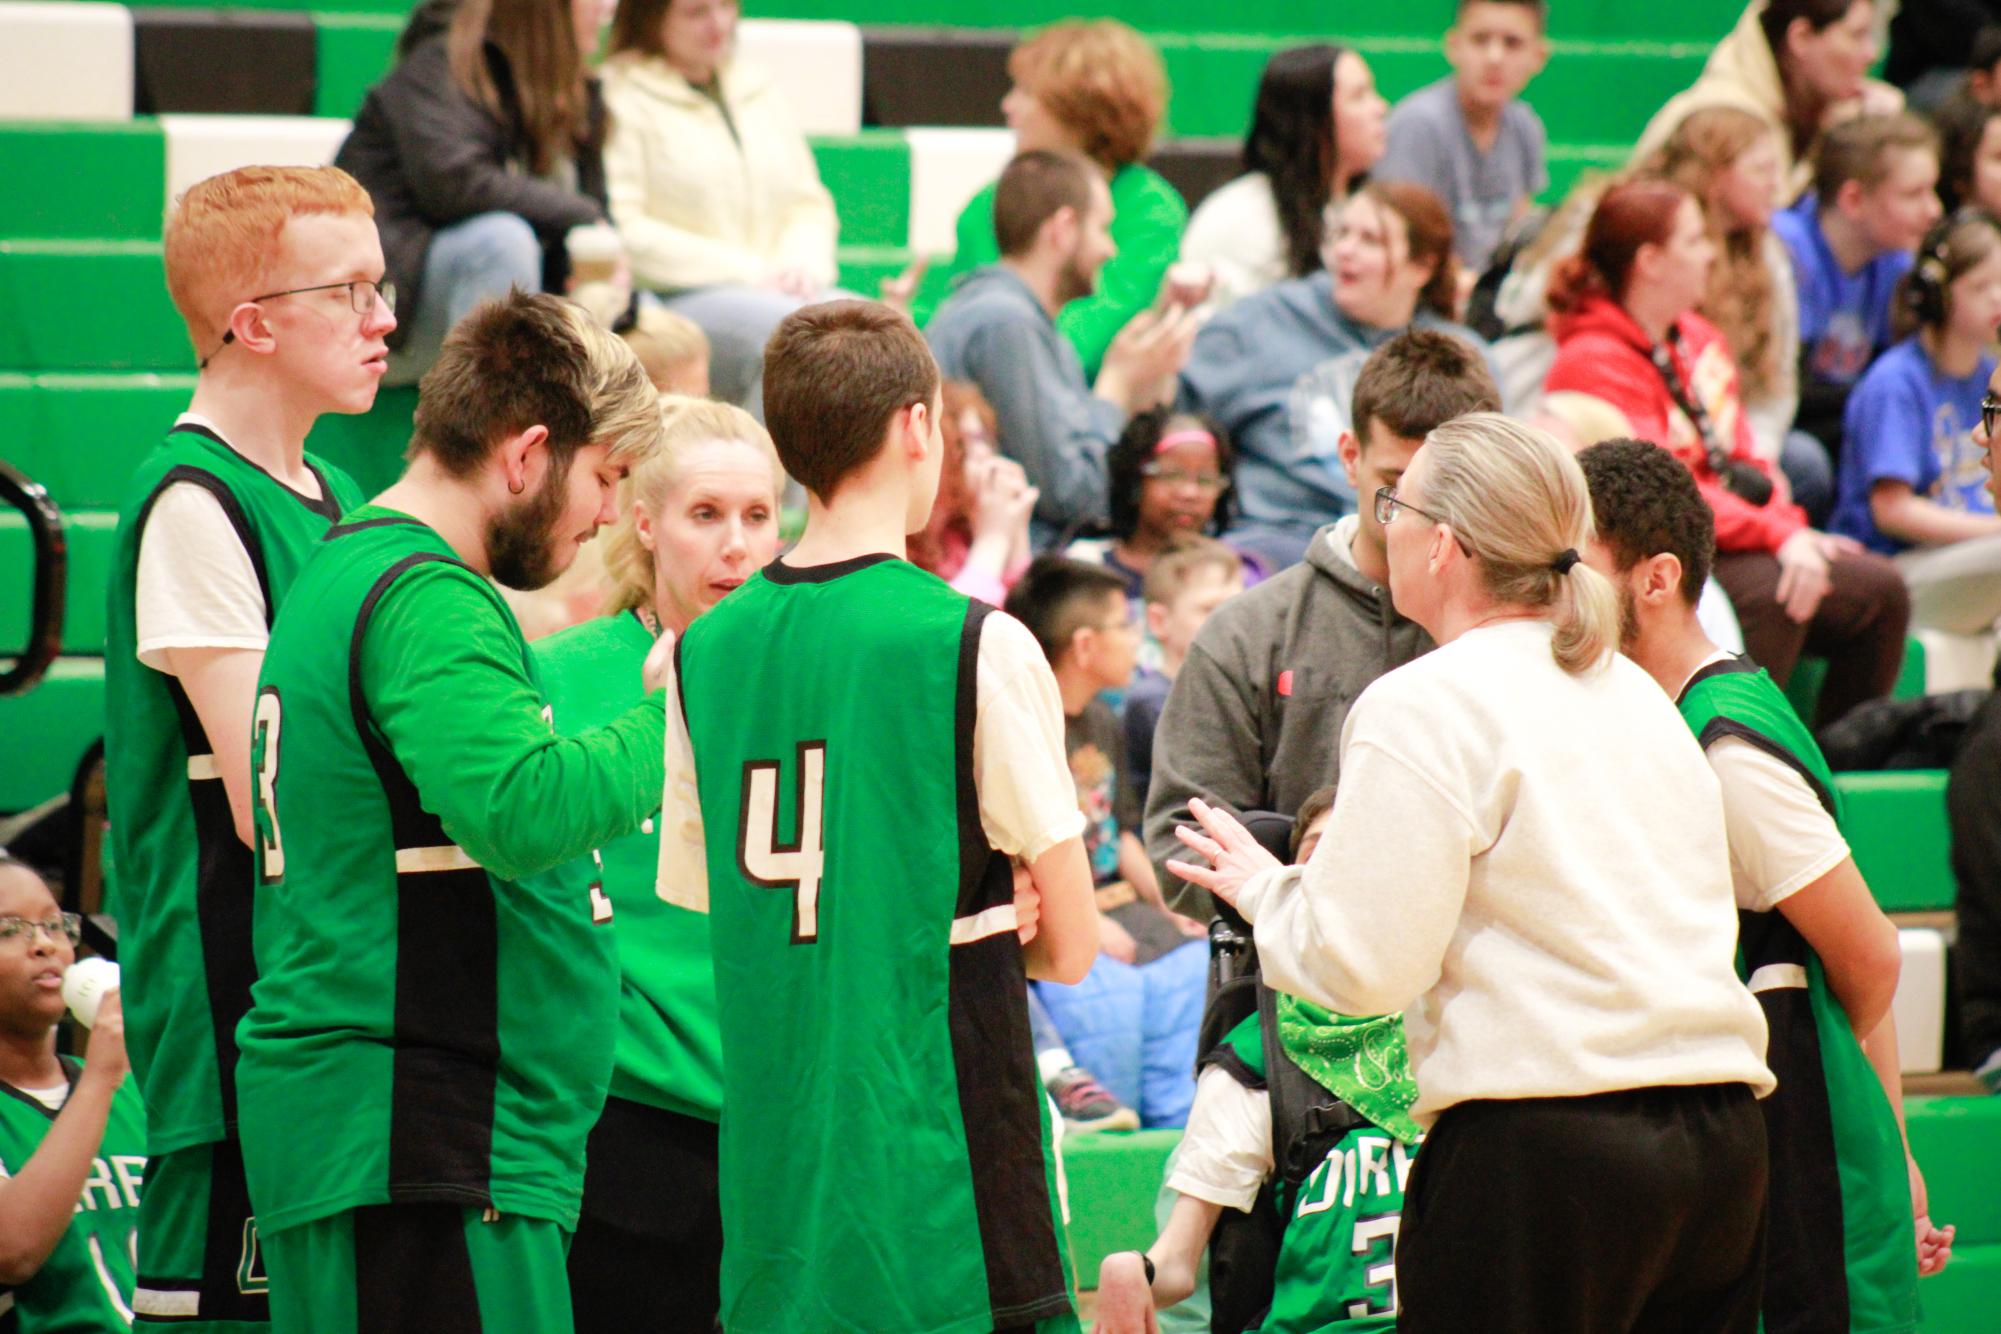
[737,742,826,943]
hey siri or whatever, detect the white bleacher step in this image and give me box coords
[0,1,134,121]
[160,114,350,210]
[737,19,861,137]
[906,127,1014,256]
[1896,928,1948,1075]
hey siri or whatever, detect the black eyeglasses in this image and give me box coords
[1373,485,1474,557]
[1982,393,2001,440]
[200,280,396,370]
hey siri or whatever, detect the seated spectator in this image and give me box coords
[1066,407,1261,603]
[0,854,144,1332]
[1377,0,1550,278]
[1937,85,2001,216]
[623,305,711,395]
[917,20,1187,379]
[1635,0,1901,206]
[1180,45,1389,312]
[337,0,615,385]
[928,151,1195,546]
[1653,106,1832,519]
[600,0,842,414]
[1092,788,1423,1334]
[1544,176,1911,725]
[906,381,1038,606]
[1776,113,1942,457]
[1005,558,1208,1129]
[540,396,783,1330]
[1145,329,1501,910]
[1888,2,2001,111]
[1834,213,2001,634]
[1180,182,1496,569]
[1124,539,1244,812]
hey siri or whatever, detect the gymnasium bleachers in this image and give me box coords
[3,0,1999,1321]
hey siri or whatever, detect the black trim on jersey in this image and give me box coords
[0,1057,80,1121]
[1197,1042,1266,1093]
[1698,718,1839,818]
[352,1204,482,1333]
[324,515,428,541]
[133,466,273,1135]
[348,552,501,1210]
[170,421,342,520]
[945,599,1072,1327]
[1677,652,1760,699]
[760,552,895,585]
[134,1140,271,1324]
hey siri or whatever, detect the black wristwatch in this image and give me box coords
[1130,1250,1156,1286]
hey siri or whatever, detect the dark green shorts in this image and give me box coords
[262,1205,572,1334]
[134,1139,270,1329]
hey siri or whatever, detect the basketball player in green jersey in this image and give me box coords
[658,300,1101,1333]
[0,856,146,1333]
[1580,439,1954,1331]
[102,165,392,1330]
[236,293,666,1334]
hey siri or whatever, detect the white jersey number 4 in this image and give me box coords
[737,742,826,943]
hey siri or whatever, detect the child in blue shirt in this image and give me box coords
[1774,114,1942,458]
[1834,212,2001,634]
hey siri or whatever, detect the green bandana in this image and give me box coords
[1275,993,1422,1144]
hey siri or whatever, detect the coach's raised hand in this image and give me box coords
[1166,797,1281,910]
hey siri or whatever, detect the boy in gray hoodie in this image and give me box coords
[1144,330,1501,912]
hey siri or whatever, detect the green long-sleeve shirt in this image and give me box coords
[919,162,1187,380]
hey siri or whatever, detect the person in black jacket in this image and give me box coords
[1887,0,2001,111]
[336,0,621,384]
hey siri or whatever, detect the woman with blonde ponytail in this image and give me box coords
[1168,412,1775,1333]
[530,392,781,1332]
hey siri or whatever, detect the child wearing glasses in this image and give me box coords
[1832,212,2001,636]
[0,854,144,1333]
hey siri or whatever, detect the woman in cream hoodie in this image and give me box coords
[602,0,840,410]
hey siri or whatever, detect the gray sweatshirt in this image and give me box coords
[926,265,1122,544]
[1143,516,1433,914]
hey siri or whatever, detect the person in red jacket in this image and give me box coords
[1545,176,1908,725]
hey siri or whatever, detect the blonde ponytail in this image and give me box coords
[1419,413,1617,676]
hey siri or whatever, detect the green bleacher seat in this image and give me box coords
[1921,1243,2001,1333]
[0,122,165,241]
[0,372,193,510]
[0,509,114,655]
[1785,638,1929,724]
[1838,770,1955,913]
[0,241,185,371]
[1909,1098,2001,1247]
[312,13,401,120]
[813,131,912,250]
[0,656,102,813]
[1062,1128,1179,1286]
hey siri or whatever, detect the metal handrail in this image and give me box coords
[0,459,67,697]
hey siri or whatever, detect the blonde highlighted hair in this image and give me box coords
[622,306,711,390]
[1417,413,1619,675]
[601,395,785,613]
[163,165,375,360]
[1010,20,1168,170]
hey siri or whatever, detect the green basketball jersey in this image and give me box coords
[0,1061,147,1332]
[676,556,1073,1334]
[1677,658,1919,1333]
[1214,1017,1405,1334]
[533,610,723,1122]
[104,423,362,1156]
[237,507,663,1236]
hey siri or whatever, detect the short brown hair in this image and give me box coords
[1009,20,1168,169]
[762,300,940,500]
[993,150,1099,258]
[1003,555,1129,664]
[1349,328,1502,450]
[163,165,374,359]
[1357,181,1461,318]
[412,291,655,478]
[1142,536,1242,607]
[1813,112,1939,205]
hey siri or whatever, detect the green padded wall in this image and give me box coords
[314,13,401,119]
[0,510,114,655]
[0,242,186,371]
[0,123,165,242]
[1062,1129,1179,1288]
[0,372,194,510]
[812,131,912,249]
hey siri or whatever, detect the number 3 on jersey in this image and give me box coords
[251,687,285,882]
[737,742,826,943]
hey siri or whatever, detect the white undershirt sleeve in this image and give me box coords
[134,482,269,672]
[1165,1067,1274,1213]
[973,611,1087,862]
[1708,735,1851,913]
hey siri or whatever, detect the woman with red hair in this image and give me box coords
[1544,177,1908,724]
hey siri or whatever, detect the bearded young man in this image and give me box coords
[233,291,668,1333]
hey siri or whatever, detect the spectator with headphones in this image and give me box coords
[1833,211,2001,633]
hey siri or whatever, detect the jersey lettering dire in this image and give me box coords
[1677,658,1918,1334]
[674,555,1073,1334]
[236,511,618,1237]
[0,1062,147,1332]
[104,424,360,1155]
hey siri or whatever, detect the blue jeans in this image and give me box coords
[388,212,544,387]
[1781,428,1836,529]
